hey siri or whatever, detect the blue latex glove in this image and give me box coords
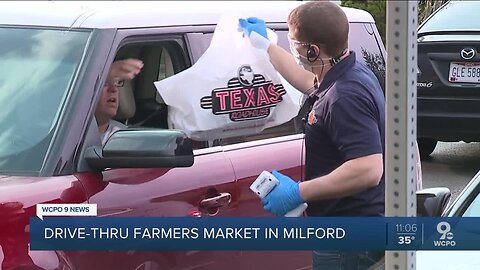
[238,17,268,39]
[238,17,271,51]
[262,170,305,216]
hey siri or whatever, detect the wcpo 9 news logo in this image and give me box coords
[200,65,287,121]
[434,221,455,247]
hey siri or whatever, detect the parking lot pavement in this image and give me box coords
[421,141,480,201]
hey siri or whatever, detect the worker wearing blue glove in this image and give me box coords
[240,2,386,270]
[261,171,304,216]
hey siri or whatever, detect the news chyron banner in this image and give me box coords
[31,204,477,251]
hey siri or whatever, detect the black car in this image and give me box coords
[417,1,480,158]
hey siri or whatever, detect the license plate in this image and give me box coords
[449,62,480,83]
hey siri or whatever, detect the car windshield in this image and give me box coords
[419,1,480,33]
[0,27,91,175]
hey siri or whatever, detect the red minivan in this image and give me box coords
[0,2,385,269]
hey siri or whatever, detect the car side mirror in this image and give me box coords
[416,187,451,217]
[85,128,194,171]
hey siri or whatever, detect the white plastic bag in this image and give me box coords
[154,14,301,141]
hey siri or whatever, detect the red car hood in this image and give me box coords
[0,174,86,211]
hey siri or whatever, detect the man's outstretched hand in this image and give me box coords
[109,59,144,82]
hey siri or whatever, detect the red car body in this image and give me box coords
[0,2,384,269]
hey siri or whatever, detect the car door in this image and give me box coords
[223,132,311,270]
[78,148,239,270]
[69,28,242,269]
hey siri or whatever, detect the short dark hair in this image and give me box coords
[287,1,349,57]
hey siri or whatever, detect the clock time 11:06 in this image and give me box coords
[396,224,417,233]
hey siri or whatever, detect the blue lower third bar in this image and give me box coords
[29,217,480,251]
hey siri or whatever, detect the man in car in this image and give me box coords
[239,1,385,269]
[95,59,143,144]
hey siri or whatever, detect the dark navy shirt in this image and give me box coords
[304,51,385,217]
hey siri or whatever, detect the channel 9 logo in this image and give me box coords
[434,221,455,247]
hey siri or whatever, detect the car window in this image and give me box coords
[113,39,211,148]
[120,31,303,148]
[114,41,186,119]
[419,1,480,33]
[462,191,480,217]
[0,27,91,175]
[116,21,386,149]
[347,23,386,92]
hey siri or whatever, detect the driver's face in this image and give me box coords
[96,80,122,119]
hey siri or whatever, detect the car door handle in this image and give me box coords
[199,192,231,209]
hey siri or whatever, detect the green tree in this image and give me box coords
[342,0,386,43]
[418,0,448,23]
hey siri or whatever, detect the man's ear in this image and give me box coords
[307,44,320,62]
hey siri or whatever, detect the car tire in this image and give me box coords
[418,138,437,159]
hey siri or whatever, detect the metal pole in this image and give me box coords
[385,1,418,269]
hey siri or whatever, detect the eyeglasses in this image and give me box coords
[114,80,125,87]
[288,36,325,48]
[288,36,326,62]
[288,36,311,58]
[288,36,311,48]
[104,80,125,88]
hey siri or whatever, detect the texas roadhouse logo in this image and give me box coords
[200,65,287,121]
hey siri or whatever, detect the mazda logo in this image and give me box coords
[461,48,476,60]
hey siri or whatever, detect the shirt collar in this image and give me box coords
[315,51,356,97]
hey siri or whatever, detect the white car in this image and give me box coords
[417,171,480,269]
